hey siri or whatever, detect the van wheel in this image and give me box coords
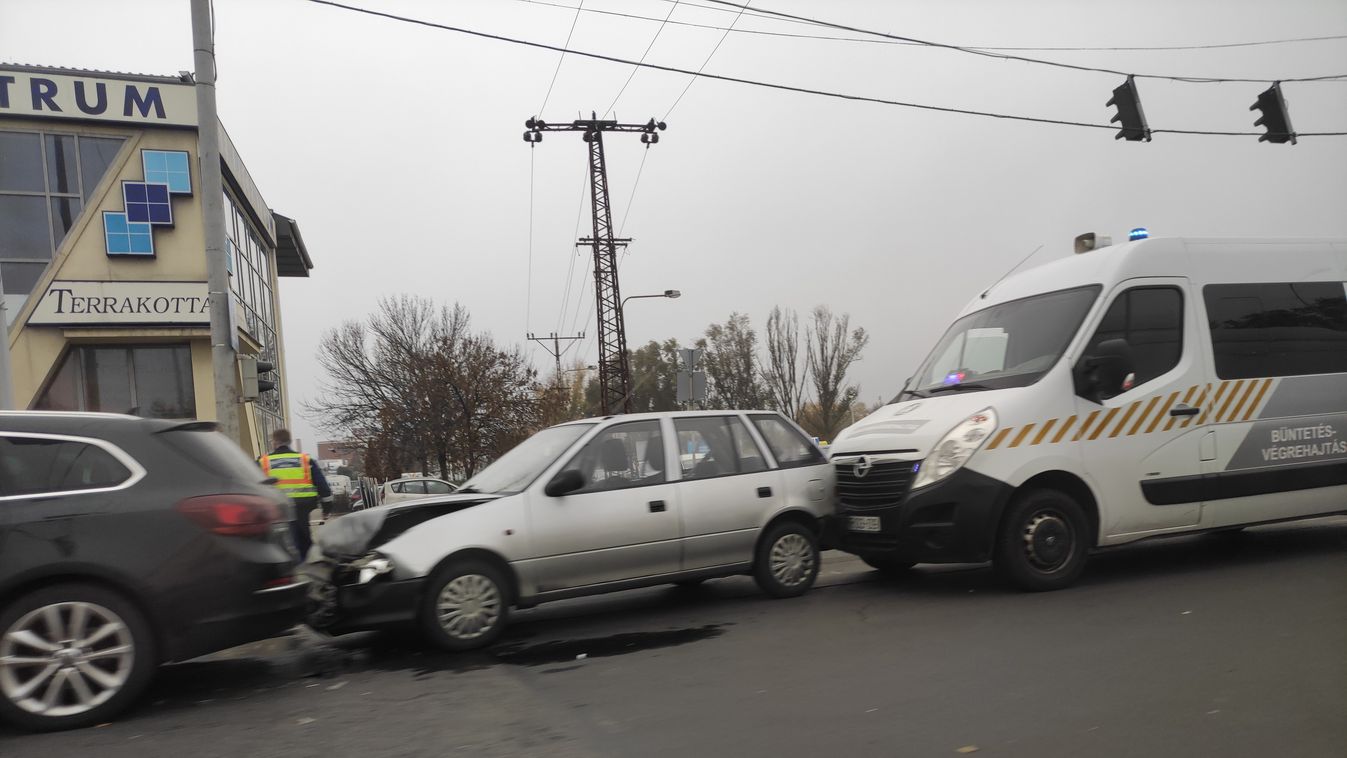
[754,521,820,598]
[0,583,156,732]
[994,489,1089,592]
[861,556,916,575]
[420,561,510,652]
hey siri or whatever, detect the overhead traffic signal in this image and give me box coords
[1251,82,1296,144]
[1106,76,1151,142]
[240,356,277,400]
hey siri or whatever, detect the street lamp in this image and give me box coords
[620,289,680,313]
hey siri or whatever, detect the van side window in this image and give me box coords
[1204,282,1347,379]
[675,416,766,480]
[566,420,666,493]
[0,435,132,498]
[750,414,825,468]
[1084,286,1184,390]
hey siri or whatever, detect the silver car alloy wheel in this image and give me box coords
[0,601,135,718]
[436,574,502,641]
[769,533,815,587]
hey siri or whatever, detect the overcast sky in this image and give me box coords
[5,0,1346,455]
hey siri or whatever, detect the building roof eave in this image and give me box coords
[272,212,313,277]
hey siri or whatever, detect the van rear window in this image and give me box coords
[1204,282,1347,379]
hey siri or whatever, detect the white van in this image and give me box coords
[829,236,1347,590]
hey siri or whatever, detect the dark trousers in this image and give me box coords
[290,498,317,560]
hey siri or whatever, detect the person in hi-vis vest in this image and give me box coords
[258,429,332,559]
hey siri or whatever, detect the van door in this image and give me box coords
[673,415,779,571]
[1074,279,1209,538]
[526,420,680,592]
[1197,280,1347,527]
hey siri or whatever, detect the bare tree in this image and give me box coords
[699,313,766,410]
[760,306,808,420]
[307,296,538,481]
[802,305,869,440]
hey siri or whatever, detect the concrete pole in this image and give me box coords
[191,0,240,441]
[0,268,15,410]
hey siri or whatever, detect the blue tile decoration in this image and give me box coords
[142,150,192,194]
[104,149,193,258]
[103,211,154,256]
[123,181,173,226]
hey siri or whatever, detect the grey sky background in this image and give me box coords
[4,0,1346,455]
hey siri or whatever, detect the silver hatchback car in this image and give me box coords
[305,411,834,650]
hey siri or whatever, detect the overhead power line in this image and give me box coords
[303,1,1347,137]
[537,0,584,114]
[696,0,1347,83]
[604,0,681,118]
[662,0,751,120]
[521,0,1347,54]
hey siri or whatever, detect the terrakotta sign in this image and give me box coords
[28,281,210,326]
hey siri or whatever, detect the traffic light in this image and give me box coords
[1106,76,1151,142]
[240,356,277,400]
[1251,82,1296,144]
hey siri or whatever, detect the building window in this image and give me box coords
[223,190,283,439]
[0,129,125,316]
[1204,282,1347,379]
[35,344,196,419]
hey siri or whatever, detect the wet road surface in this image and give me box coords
[2,518,1344,757]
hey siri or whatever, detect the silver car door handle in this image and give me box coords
[757,487,772,498]
[648,500,667,513]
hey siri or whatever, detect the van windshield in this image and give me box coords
[901,285,1101,399]
[457,423,594,495]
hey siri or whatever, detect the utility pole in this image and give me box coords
[526,332,586,380]
[0,266,14,409]
[191,0,240,442]
[524,114,666,415]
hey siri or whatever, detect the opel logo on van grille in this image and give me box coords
[853,456,873,478]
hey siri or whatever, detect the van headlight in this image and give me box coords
[912,408,997,490]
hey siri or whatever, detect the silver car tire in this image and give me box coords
[753,521,821,599]
[0,583,156,732]
[420,561,510,652]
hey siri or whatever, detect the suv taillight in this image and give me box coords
[177,495,282,537]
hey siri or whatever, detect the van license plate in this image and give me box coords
[848,516,881,532]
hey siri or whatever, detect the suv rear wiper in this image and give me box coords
[927,382,993,394]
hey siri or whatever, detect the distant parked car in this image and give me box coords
[0,412,307,732]
[304,411,833,651]
[379,477,457,505]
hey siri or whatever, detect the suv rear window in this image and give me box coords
[163,426,271,482]
[0,435,133,497]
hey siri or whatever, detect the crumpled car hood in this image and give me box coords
[315,494,500,560]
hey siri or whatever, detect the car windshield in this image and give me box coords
[458,423,595,495]
[902,285,1101,399]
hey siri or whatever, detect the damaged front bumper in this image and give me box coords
[302,556,424,634]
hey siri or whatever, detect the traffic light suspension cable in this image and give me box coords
[305,0,1347,137]
[522,0,1347,55]
[697,0,1347,84]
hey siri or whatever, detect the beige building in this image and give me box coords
[1,64,313,456]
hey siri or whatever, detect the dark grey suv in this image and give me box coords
[0,412,307,731]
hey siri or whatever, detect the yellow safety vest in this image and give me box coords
[260,452,319,500]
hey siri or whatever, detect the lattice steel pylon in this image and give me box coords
[524,113,666,414]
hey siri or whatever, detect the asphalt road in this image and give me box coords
[3,518,1344,758]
